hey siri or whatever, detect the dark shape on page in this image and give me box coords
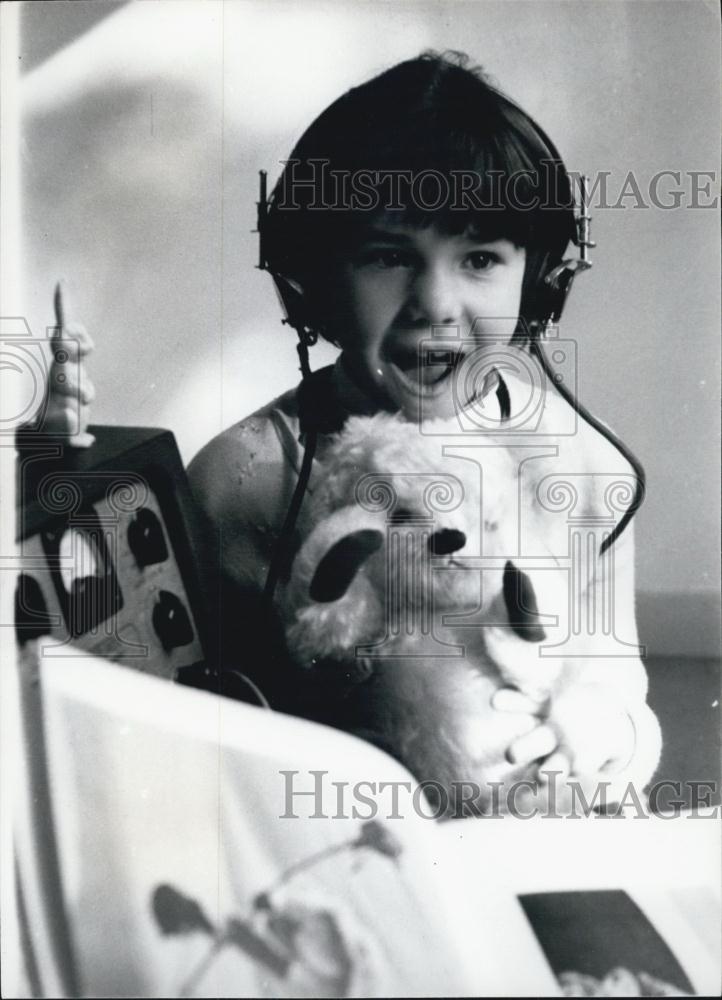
[253,891,272,912]
[151,883,215,936]
[226,917,290,977]
[266,903,354,997]
[354,819,403,861]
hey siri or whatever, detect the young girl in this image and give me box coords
[46,52,661,803]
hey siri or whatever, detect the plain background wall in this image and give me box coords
[18,0,721,656]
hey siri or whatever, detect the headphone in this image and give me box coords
[255,160,645,599]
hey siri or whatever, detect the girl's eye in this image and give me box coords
[465,251,497,271]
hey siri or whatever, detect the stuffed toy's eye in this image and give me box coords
[503,560,547,642]
[309,529,384,603]
[428,528,467,555]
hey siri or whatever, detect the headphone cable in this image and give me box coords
[530,335,646,554]
[263,336,318,603]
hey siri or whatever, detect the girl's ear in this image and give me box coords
[502,560,546,642]
[309,529,384,602]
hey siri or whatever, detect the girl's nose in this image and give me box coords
[407,265,460,326]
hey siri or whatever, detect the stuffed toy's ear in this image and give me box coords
[310,529,384,602]
[283,505,387,663]
[502,560,547,643]
[428,528,467,556]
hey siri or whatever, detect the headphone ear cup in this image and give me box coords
[520,249,550,332]
[271,274,313,337]
[521,249,571,334]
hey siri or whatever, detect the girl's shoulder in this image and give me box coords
[186,386,306,586]
[187,362,344,516]
[188,387,299,511]
[186,364,345,590]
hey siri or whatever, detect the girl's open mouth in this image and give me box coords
[386,346,463,397]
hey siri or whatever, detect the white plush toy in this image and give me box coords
[281,412,657,816]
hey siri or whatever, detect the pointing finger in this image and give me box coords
[52,282,94,352]
[53,280,66,331]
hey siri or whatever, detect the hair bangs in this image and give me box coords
[266,51,575,281]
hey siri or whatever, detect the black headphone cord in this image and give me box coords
[263,336,318,603]
[529,336,646,554]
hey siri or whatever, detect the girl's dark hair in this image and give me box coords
[263,51,578,336]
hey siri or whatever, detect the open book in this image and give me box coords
[5,644,720,998]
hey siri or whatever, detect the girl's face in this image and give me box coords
[328,221,526,420]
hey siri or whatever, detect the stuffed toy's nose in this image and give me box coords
[502,560,547,642]
[428,528,467,555]
[309,529,384,602]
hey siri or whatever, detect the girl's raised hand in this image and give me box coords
[43,282,95,447]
